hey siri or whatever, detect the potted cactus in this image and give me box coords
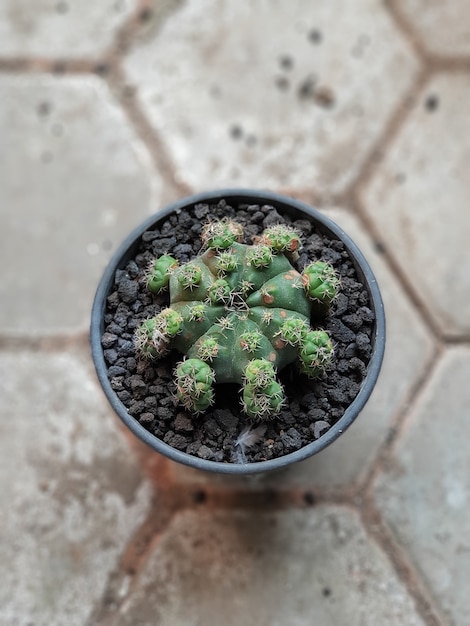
[91,190,385,474]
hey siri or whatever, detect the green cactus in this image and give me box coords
[175,359,215,413]
[246,244,273,269]
[177,262,203,290]
[260,224,302,258]
[302,261,340,314]
[299,330,335,377]
[135,308,183,358]
[135,220,338,420]
[145,254,178,293]
[242,359,284,419]
[201,218,243,250]
[278,318,309,346]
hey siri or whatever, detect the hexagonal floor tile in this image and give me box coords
[111,506,424,626]
[0,0,134,58]
[0,74,162,336]
[395,0,470,58]
[123,0,419,196]
[0,350,153,626]
[374,346,470,625]
[171,209,434,491]
[360,73,470,338]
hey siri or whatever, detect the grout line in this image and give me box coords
[386,0,470,75]
[104,61,193,199]
[359,343,444,496]
[427,56,470,73]
[88,462,356,625]
[92,434,361,623]
[384,0,431,63]
[0,57,104,74]
[103,0,155,61]
[350,62,469,344]
[87,491,180,626]
[349,61,446,343]
[351,66,430,199]
[353,191,446,342]
[442,334,470,345]
[361,497,449,626]
[0,1,153,76]
[100,0,195,200]
[358,349,449,624]
[0,331,89,353]
[386,0,470,73]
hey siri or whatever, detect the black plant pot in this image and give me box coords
[90,189,385,474]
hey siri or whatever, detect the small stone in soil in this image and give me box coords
[356,332,372,357]
[106,321,122,335]
[174,413,195,433]
[118,340,135,357]
[204,418,220,438]
[281,427,302,452]
[262,208,284,227]
[107,292,120,309]
[126,357,137,372]
[156,406,173,421]
[197,445,215,460]
[118,277,138,304]
[358,306,375,323]
[117,390,131,403]
[328,319,356,343]
[313,420,330,439]
[144,396,157,408]
[342,314,363,331]
[335,293,349,316]
[349,357,367,377]
[110,376,124,392]
[164,432,190,450]
[129,375,147,397]
[139,412,155,426]
[101,332,118,348]
[194,203,210,219]
[142,230,159,243]
[104,349,118,364]
[129,400,146,416]
[214,409,239,433]
[344,343,357,358]
[308,407,327,421]
[327,387,347,404]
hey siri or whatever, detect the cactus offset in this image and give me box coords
[146,254,178,293]
[302,261,340,314]
[136,219,339,420]
[175,359,215,413]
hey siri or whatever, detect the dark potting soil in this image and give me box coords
[102,200,375,464]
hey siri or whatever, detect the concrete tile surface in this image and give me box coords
[0,350,153,626]
[124,0,419,196]
[0,74,160,336]
[1,1,468,625]
[374,346,470,625]
[395,0,470,58]
[0,0,134,58]
[361,73,470,338]
[114,506,425,626]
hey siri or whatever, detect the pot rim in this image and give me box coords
[90,188,386,474]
